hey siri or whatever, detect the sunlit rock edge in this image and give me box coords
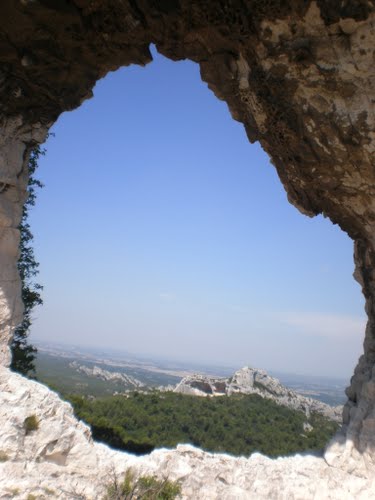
[0,367,374,499]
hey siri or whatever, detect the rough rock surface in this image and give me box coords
[1,367,375,500]
[174,366,342,422]
[0,0,375,494]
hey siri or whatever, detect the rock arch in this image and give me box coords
[1,0,375,490]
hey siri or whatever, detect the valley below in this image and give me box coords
[33,341,345,459]
[35,341,347,405]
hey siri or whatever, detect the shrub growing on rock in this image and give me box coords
[24,415,39,434]
[105,468,181,499]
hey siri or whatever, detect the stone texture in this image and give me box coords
[0,0,375,494]
[0,118,49,366]
[1,368,375,500]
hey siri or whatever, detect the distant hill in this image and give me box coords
[173,366,342,422]
[34,342,347,406]
[35,352,182,397]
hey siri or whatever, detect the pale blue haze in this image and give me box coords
[30,47,365,378]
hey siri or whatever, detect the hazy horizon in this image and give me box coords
[29,46,365,380]
[33,337,349,383]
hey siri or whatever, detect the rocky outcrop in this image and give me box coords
[69,362,145,388]
[174,366,342,422]
[1,368,375,500]
[0,0,375,493]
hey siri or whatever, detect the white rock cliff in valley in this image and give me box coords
[174,366,342,422]
[69,361,145,389]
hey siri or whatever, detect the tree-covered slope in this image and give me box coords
[69,392,338,457]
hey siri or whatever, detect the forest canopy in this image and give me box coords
[69,391,338,457]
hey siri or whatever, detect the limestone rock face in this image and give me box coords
[0,0,375,493]
[174,366,342,422]
[1,367,375,500]
[0,118,49,366]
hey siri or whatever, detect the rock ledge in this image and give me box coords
[0,367,374,499]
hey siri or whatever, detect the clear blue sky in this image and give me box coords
[30,46,365,378]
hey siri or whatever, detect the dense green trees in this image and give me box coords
[69,391,338,457]
[10,145,44,376]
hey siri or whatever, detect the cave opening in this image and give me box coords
[25,46,364,456]
[1,2,375,493]
[32,47,364,375]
